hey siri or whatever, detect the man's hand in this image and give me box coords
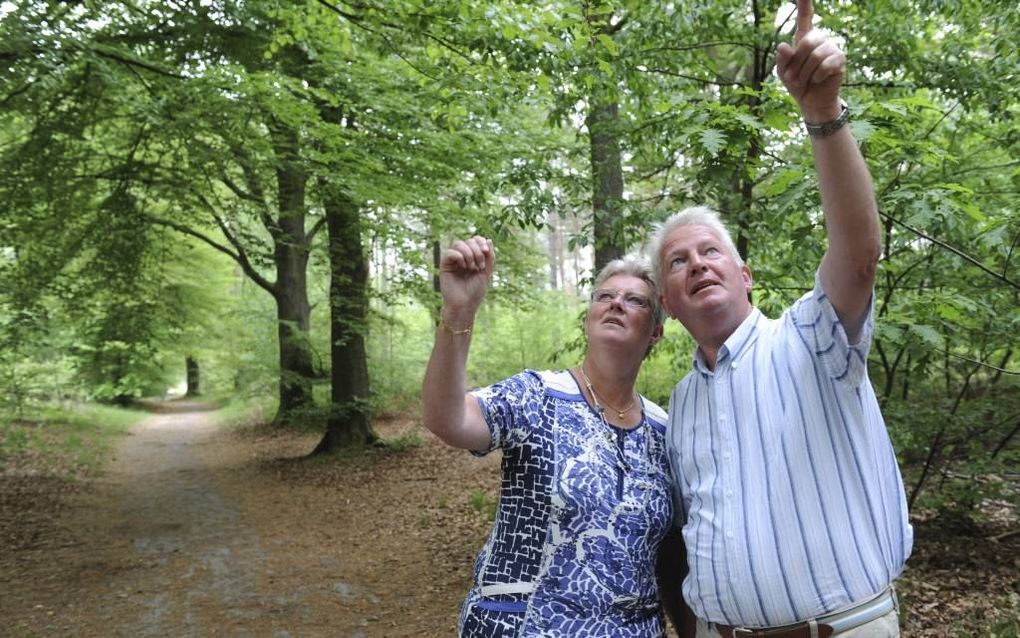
[439,236,494,324]
[775,1,880,342]
[776,0,845,123]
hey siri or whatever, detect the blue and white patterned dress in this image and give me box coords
[459,369,674,638]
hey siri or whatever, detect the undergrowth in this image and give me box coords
[0,403,146,476]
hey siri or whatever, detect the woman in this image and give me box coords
[422,235,675,637]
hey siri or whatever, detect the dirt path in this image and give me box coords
[1,402,499,637]
[2,402,1017,637]
[3,404,279,636]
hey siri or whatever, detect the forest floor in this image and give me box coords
[1,399,1017,637]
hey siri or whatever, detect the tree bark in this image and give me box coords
[312,188,377,453]
[185,355,200,396]
[729,10,769,264]
[588,98,625,272]
[269,121,316,424]
[547,212,563,290]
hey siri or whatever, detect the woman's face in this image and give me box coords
[585,274,662,355]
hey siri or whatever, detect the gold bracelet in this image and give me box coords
[439,316,473,336]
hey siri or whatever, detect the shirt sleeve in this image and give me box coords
[787,273,874,387]
[468,369,544,456]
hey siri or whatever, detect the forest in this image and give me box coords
[1,0,1018,636]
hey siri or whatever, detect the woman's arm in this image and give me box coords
[658,527,697,638]
[421,236,494,451]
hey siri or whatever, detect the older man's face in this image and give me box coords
[658,225,752,332]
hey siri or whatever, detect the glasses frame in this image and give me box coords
[590,288,652,311]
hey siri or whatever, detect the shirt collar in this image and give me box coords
[692,307,762,374]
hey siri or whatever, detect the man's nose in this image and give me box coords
[687,252,707,271]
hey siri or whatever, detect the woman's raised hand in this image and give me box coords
[439,236,495,321]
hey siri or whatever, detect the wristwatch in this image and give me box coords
[804,100,850,138]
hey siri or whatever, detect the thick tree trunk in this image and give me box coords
[588,98,625,272]
[185,355,200,396]
[273,263,314,422]
[270,123,315,424]
[312,189,376,454]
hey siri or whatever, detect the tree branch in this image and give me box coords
[934,348,1020,376]
[879,211,1020,291]
[630,65,745,88]
[307,215,328,243]
[143,213,239,262]
[953,160,1020,176]
[314,0,449,79]
[89,44,186,80]
[219,173,264,204]
[630,42,757,58]
[198,194,279,295]
[230,143,281,240]
[991,417,1020,459]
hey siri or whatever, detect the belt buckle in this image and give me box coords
[733,629,757,638]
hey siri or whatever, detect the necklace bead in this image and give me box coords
[579,364,636,420]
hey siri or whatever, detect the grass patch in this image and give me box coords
[301,430,423,465]
[211,394,275,430]
[0,403,146,477]
[468,489,498,521]
[380,429,422,453]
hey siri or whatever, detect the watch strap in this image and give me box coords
[804,101,850,138]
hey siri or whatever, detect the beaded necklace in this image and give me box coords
[579,364,636,420]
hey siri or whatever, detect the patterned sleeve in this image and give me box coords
[787,273,874,387]
[468,369,545,456]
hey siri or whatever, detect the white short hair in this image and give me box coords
[648,206,743,287]
[591,255,666,328]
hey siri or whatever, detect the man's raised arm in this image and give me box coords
[776,0,881,342]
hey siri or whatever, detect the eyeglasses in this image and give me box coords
[591,288,652,310]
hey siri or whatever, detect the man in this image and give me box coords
[652,1,912,637]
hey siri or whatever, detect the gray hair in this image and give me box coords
[648,206,743,287]
[591,255,666,328]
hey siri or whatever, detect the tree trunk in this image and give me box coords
[731,19,769,264]
[185,355,200,396]
[547,211,561,290]
[312,189,377,454]
[270,122,316,424]
[588,98,625,272]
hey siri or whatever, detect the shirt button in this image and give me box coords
[726,490,734,498]
[722,452,731,460]
[731,361,738,369]
[726,531,734,539]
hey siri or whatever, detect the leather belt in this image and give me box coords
[712,587,895,638]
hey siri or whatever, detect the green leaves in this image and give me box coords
[0,0,1017,501]
[699,128,726,157]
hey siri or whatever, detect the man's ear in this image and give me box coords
[650,322,665,347]
[659,293,672,319]
[742,264,753,295]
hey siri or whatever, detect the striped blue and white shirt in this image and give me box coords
[666,278,913,627]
